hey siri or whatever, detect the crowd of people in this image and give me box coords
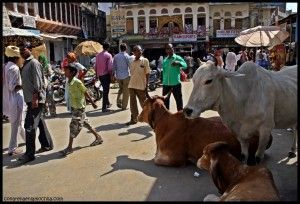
[3,39,297,163]
[2,41,189,164]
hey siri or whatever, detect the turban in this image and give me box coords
[67,52,77,62]
[5,46,20,57]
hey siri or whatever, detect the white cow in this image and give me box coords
[183,60,297,164]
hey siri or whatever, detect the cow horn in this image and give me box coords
[145,88,152,99]
[197,58,205,66]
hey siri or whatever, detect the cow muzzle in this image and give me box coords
[183,108,193,117]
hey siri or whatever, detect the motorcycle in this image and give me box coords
[84,75,103,103]
[148,69,161,91]
[50,69,66,103]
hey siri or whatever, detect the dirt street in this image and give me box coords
[2,81,298,201]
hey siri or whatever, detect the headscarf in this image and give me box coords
[38,54,49,69]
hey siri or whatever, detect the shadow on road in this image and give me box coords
[93,123,153,142]
[86,109,124,117]
[2,146,90,169]
[119,125,153,142]
[99,155,214,201]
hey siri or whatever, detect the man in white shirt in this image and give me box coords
[4,46,26,156]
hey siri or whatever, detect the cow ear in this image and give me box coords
[210,159,226,194]
[197,58,205,67]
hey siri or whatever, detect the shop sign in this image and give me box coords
[173,34,197,42]
[23,15,36,28]
[110,9,126,38]
[25,29,40,36]
[216,29,240,38]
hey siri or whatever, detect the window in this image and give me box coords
[149,18,158,34]
[62,3,66,23]
[213,19,220,34]
[224,19,231,29]
[71,4,75,25]
[126,18,134,34]
[5,3,14,11]
[57,3,61,22]
[28,3,35,16]
[150,18,157,28]
[236,11,242,17]
[235,18,242,29]
[127,11,133,16]
[173,8,180,13]
[150,9,156,15]
[38,3,44,18]
[67,3,71,24]
[161,8,168,14]
[51,3,56,21]
[197,16,205,26]
[214,12,220,17]
[76,5,79,26]
[45,3,51,20]
[138,17,145,34]
[225,12,231,17]
[198,7,205,12]
[17,3,25,14]
[185,7,192,13]
[138,10,145,15]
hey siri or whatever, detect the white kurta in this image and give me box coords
[3,61,27,120]
[2,62,10,116]
[3,61,27,152]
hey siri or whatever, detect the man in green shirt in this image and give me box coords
[162,43,187,111]
[60,64,103,156]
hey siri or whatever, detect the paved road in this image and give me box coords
[2,81,298,201]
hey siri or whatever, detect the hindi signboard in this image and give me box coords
[110,9,126,38]
[216,29,240,38]
[173,34,197,42]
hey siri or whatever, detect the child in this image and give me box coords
[60,64,103,156]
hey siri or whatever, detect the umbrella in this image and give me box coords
[3,27,43,47]
[74,41,103,56]
[234,26,289,47]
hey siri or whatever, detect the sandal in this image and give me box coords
[90,139,103,146]
[60,148,73,156]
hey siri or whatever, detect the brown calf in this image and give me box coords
[137,94,270,166]
[198,141,280,201]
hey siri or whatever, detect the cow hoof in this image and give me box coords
[288,152,296,158]
[255,156,261,164]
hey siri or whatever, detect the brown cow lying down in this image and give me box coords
[137,94,272,166]
[198,141,280,201]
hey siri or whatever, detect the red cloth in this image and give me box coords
[61,58,69,69]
